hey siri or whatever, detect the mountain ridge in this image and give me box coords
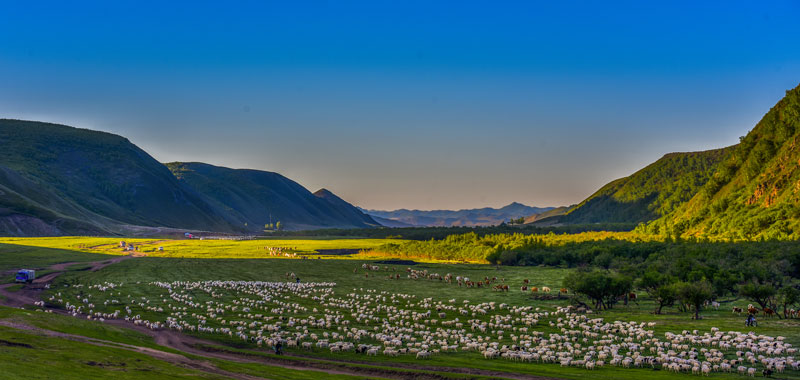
[0,119,375,236]
[644,83,800,239]
[363,203,555,227]
[534,83,800,240]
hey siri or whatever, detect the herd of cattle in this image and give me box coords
[42,277,800,377]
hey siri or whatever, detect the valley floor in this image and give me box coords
[1,238,799,379]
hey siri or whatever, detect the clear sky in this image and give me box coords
[1,1,799,210]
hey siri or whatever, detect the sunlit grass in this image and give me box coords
[0,236,402,260]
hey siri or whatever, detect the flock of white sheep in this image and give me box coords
[45,279,798,377]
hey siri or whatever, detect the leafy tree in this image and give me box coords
[637,271,677,314]
[275,221,281,230]
[676,280,713,319]
[777,286,799,318]
[564,270,632,310]
[739,282,777,312]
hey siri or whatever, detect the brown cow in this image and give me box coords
[764,308,775,318]
[523,279,530,284]
[502,285,509,292]
[521,286,528,292]
[628,292,637,300]
[560,288,568,294]
[732,307,743,314]
[530,287,539,293]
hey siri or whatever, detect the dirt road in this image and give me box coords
[0,255,131,308]
[0,320,263,380]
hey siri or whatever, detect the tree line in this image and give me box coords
[367,231,800,318]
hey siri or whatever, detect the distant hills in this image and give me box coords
[534,83,800,240]
[363,202,554,227]
[0,119,376,236]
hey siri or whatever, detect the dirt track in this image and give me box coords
[0,320,263,380]
[0,257,559,380]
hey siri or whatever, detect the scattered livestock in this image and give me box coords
[266,247,297,258]
[45,279,800,377]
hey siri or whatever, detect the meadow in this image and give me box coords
[0,236,398,259]
[2,237,800,379]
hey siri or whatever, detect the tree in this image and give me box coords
[739,282,777,313]
[275,221,281,230]
[637,271,677,314]
[652,284,678,315]
[777,286,799,318]
[677,280,713,319]
[564,270,632,310]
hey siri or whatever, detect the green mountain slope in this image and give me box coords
[523,206,571,224]
[313,188,378,227]
[0,119,238,235]
[167,162,377,231]
[546,148,731,225]
[646,84,800,239]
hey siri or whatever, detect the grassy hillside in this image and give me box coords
[523,206,570,224]
[556,148,732,225]
[313,188,378,227]
[167,162,377,231]
[646,83,800,239]
[0,120,238,236]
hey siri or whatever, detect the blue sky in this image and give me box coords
[1,1,799,210]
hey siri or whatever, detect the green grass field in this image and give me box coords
[0,236,400,259]
[0,242,110,272]
[2,237,800,379]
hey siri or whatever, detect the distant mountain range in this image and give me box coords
[362,203,555,227]
[0,119,377,236]
[533,83,800,240]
